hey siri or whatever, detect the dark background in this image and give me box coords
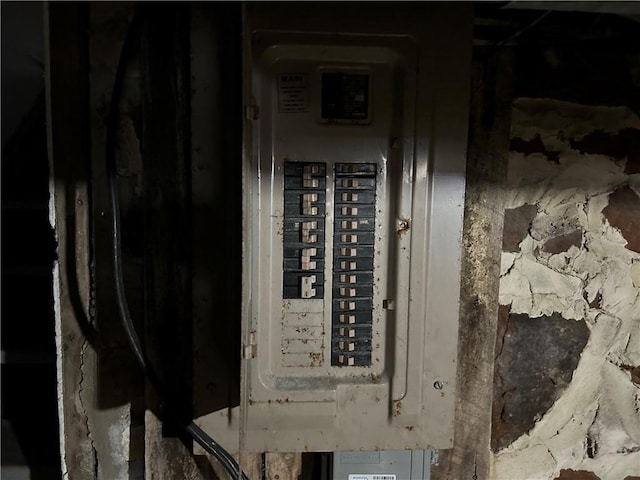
[2,2,61,479]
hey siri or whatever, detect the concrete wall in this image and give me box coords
[491,98,640,479]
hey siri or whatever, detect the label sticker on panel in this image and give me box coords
[278,73,309,113]
[348,475,396,480]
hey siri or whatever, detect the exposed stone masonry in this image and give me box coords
[492,98,640,479]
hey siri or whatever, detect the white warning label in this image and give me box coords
[348,475,396,480]
[278,73,309,113]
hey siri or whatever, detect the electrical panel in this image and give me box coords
[196,4,473,454]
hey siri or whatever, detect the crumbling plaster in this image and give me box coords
[492,98,640,480]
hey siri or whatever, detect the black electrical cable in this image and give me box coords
[105,8,248,480]
[495,10,551,47]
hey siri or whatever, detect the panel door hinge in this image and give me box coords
[242,331,257,359]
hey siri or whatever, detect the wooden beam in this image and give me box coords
[45,4,94,478]
[266,453,302,480]
[138,4,204,479]
[431,46,514,480]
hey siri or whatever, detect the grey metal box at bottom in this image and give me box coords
[333,450,433,480]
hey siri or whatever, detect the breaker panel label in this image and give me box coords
[278,73,309,113]
[348,475,396,480]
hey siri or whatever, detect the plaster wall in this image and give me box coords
[491,98,640,480]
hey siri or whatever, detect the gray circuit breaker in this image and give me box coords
[195,3,473,454]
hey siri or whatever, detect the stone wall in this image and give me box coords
[491,98,640,479]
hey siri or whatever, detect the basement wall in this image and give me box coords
[491,98,640,479]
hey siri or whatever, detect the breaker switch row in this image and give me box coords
[283,162,326,299]
[331,163,376,366]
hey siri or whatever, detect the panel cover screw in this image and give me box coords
[433,380,443,390]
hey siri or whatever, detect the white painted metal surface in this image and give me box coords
[333,450,433,480]
[196,3,473,453]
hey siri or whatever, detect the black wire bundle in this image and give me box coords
[105,8,248,480]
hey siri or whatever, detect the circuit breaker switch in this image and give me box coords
[301,247,317,257]
[339,287,356,297]
[340,261,357,270]
[339,327,356,338]
[340,247,357,256]
[339,164,358,174]
[302,165,320,186]
[302,195,319,216]
[341,221,358,229]
[340,274,357,283]
[339,301,356,311]
[342,179,359,188]
[301,247,318,270]
[301,221,318,243]
[301,260,317,270]
[301,275,317,298]
[302,205,318,215]
[341,234,358,243]
[338,355,355,366]
[341,207,358,215]
[339,341,356,351]
[302,234,318,243]
[339,314,356,324]
[342,193,359,201]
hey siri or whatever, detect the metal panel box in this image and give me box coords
[333,450,433,480]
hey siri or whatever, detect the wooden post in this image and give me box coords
[46,4,94,478]
[139,4,204,479]
[431,47,514,480]
[266,453,302,480]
